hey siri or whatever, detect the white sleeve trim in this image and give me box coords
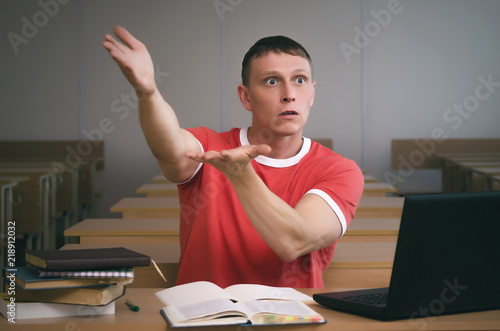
[160,138,204,185]
[306,189,347,238]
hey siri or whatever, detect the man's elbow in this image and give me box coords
[275,235,335,263]
[277,250,300,263]
[274,240,309,263]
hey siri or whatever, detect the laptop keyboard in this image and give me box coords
[343,292,388,305]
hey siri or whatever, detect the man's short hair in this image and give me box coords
[241,35,312,87]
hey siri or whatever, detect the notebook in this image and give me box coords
[313,191,500,321]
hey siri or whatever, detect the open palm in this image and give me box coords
[102,26,156,96]
[186,144,272,177]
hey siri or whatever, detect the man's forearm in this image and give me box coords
[138,89,200,182]
[227,166,340,262]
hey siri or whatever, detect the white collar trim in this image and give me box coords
[239,127,311,168]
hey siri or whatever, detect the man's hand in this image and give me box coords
[102,26,156,97]
[186,144,271,177]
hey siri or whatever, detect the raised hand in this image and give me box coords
[102,26,156,97]
[186,144,272,177]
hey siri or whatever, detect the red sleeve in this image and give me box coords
[308,154,364,235]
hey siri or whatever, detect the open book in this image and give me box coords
[155,281,325,327]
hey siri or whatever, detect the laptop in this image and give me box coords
[313,191,500,321]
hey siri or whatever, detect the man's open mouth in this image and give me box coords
[279,111,298,116]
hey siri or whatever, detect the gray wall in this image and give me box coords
[1,0,499,217]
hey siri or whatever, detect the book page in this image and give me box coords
[236,300,325,325]
[155,281,234,306]
[238,300,320,316]
[225,284,313,302]
[164,298,247,324]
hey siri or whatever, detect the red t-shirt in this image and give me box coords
[175,127,363,288]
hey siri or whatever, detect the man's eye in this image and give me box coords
[267,78,277,86]
[296,77,305,84]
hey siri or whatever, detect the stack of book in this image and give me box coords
[1,247,151,320]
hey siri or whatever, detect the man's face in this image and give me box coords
[239,52,316,139]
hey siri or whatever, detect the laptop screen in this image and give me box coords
[385,191,500,318]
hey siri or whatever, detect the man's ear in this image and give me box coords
[238,84,252,111]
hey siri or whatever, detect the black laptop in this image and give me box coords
[313,191,500,321]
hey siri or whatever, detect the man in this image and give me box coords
[103,26,364,288]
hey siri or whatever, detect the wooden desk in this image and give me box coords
[324,240,396,289]
[355,197,404,218]
[0,168,57,249]
[58,240,396,289]
[363,174,378,183]
[0,161,80,229]
[139,182,397,198]
[110,197,180,218]
[0,176,29,268]
[64,218,180,244]
[491,175,500,191]
[362,182,396,197]
[0,156,102,219]
[451,160,500,192]
[65,217,399,245]
[345,218,400,236]
[434,153,500,192]
[151,175,169,183]
[151,173,383,185]
[136,183,178,197]
[468,167,500,191]
[2,287,499,330]
[0,176,28,224]
[330,241,395,269]
[0,139,104,180]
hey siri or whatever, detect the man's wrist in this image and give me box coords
[225,163,256,184]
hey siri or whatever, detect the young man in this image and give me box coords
[103,26,364,288]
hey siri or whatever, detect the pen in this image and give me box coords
[126,299,140,312]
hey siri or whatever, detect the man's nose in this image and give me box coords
[282,83,296,102]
